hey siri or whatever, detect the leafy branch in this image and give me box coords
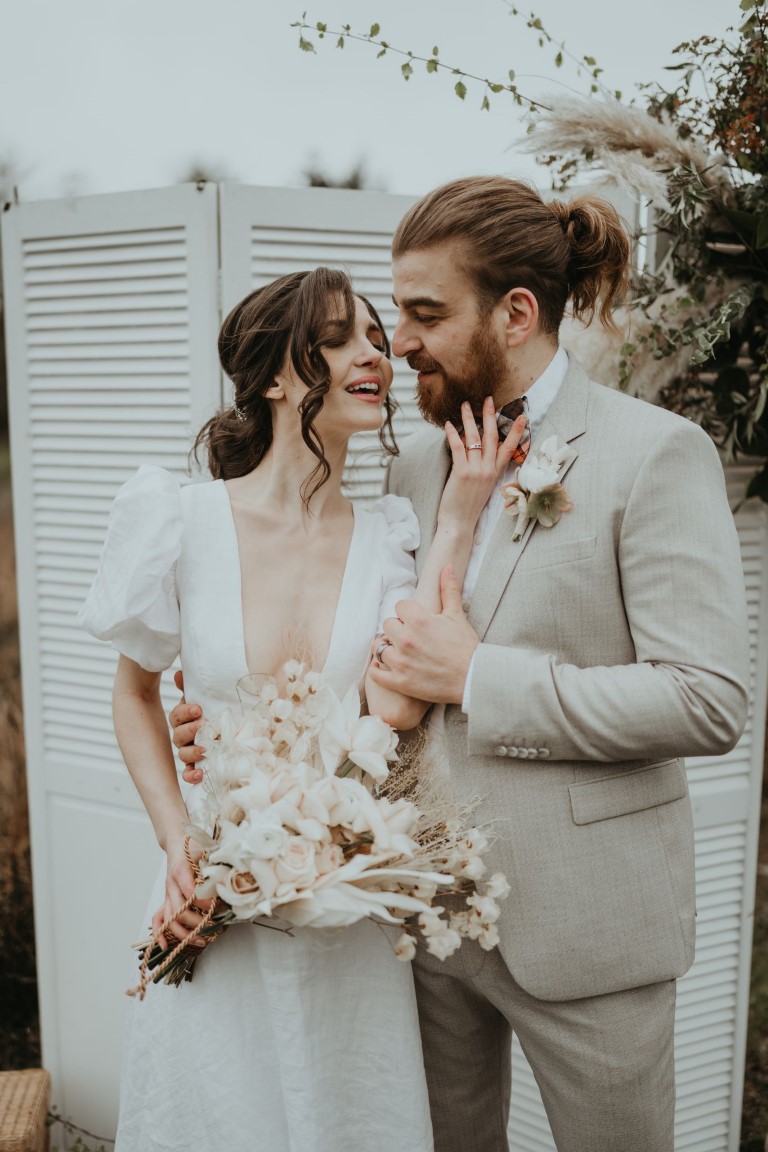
[292,8,618,111]
[499,2,619,100]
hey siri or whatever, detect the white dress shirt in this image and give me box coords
[429,347,569,756]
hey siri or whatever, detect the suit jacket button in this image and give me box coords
[527,748,538,758]
[495,745,507,756]
[508,747,519,757]
[517,747,529,758]
[538,748,550,759]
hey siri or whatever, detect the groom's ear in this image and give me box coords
[500,287,539,348]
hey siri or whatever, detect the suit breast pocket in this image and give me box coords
[519,534,596,573]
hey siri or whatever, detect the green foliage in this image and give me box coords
[289,11,570,112]
[630,6,768,494]
[292,3,768,501]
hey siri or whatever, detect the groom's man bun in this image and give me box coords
[392,176,631,334]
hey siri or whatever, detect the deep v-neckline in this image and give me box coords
[216,481,359,680]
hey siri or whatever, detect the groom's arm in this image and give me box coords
[468,420,750,762]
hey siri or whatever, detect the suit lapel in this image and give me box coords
[467,358,591,640]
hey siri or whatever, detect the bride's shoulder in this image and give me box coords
[77,465,188,670]
[357,494,420,552]
[109,465,226,531]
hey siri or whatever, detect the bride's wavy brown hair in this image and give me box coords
[193,268,398,504]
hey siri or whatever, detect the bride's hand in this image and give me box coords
[151,834,212,949]
[438,396,527,528]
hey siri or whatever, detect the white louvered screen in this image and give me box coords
[507,462,768,1152]
[3,183,765,1149]
[1,184,221,1139]
[219,184,418,501]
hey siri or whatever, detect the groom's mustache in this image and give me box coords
[407,354,441,375]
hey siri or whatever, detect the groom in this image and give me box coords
[174,177,749,1152]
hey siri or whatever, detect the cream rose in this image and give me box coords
[274,838,319,890]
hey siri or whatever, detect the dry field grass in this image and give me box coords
[0,448,764,1146]
[0,444,40,1071]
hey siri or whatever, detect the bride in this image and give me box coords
[79,267,524,1152]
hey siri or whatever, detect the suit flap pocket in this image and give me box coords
[520,535,596,572]
[569,760,687,826]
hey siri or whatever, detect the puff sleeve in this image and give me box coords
[77,465,183,672]
[372,494,420,629]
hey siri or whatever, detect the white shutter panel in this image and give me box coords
[1,184,221,1137]
[508,463,767,1152]
[219,184,418,501]
[3,180,763,1150]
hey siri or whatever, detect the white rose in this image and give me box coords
[240,816,289,860]
[274,838,319,890]
[328,789,362,829]
[315,843,344,875]
[517,456,560,494]
[215,868,264,920]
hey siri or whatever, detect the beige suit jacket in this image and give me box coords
[386,359,750,1002]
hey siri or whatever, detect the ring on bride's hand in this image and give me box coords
[467,443,483,450]
[375,640,392,664]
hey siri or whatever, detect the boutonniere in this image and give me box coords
[500,435,573,542]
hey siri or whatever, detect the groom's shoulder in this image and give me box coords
[395,423,444,465]
[586,376,710,447]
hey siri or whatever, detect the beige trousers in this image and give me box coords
[413,936,676,1152]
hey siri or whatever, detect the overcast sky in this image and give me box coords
[0,0,736,202]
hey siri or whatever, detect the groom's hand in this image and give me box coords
[369,565,479,704]
[168,669,205,782]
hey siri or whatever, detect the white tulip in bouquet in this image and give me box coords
[130,661,509,998]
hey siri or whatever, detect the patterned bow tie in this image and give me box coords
[497,397,531,466]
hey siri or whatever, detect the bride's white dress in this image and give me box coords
[79,466,434,1152]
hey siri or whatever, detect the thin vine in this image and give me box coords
[291,8,620,112]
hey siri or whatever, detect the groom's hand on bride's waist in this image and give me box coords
[168,669,206,783]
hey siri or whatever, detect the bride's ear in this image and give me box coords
[265,377,287,401]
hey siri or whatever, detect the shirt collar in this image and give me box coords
[514,345,569,434]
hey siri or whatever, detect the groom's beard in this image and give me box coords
[410,319,508,429]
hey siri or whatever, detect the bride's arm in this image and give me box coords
[113,655,205,942]
[364,398,526,729]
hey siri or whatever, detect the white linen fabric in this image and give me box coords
[79,467,433,1152]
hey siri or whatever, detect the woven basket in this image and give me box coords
[0,1070,50,1152]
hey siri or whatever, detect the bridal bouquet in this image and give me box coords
[130,661,509,997]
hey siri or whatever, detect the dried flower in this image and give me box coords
[501,436,573,540]
[129,662,509,998]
